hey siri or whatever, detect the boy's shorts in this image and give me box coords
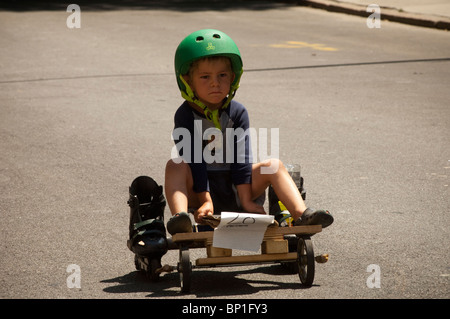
[206,170,265,215]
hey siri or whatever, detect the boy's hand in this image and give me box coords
[194,191,214,224]
[194,201,214,224]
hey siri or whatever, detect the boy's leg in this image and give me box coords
[164,159,199,234]
[251,159,306,221]
[164,159,199,216]
[251,158,333,228]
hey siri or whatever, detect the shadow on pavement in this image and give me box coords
[101,264,316,297]
[0,0,292,12]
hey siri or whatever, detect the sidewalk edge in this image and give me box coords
[294,0,450,30]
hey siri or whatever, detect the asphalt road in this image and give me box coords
[1,1,449,301]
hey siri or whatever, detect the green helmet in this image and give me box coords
[174,29,243,129]
[175,29,243,92]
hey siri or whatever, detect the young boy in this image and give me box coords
[165,29,333,235]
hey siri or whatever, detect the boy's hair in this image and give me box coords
[187,56,233,77]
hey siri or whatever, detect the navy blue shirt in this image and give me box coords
[172,100,253,193]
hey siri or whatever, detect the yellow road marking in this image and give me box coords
[269,41,338,51]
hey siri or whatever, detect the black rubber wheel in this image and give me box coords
[134,255,140,271]
[297,236,315,287]
[281,235,299,273]
[178,246,192,293]
[146,258,161,282]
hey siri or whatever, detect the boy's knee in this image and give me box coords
[165,158,190,174]
[260,158,282,175]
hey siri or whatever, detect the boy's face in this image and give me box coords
[185,57,235,110]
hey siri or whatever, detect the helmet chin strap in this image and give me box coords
[179,71,242,130]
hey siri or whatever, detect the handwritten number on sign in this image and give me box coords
[226,214,256,226]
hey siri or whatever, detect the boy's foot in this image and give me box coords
[167,212,193,235]
[295,208,334,228]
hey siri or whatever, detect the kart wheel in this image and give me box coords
[178,246,191,293]
[281,235,299,273]
[134,255,140,271]
[146,258,161,282]
[297,236,315,287]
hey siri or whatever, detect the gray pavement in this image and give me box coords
[0,0,449,303]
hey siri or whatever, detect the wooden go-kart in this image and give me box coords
[166,223,323,293]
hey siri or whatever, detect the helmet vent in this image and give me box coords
[196,36,204,42]
[213,34,221,39]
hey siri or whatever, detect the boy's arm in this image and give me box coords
[228,102,264,214]
[236,184,265,214]
[174,103,209,193]
[229,103,252,187]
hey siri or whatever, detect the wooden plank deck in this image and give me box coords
[171,225,322,244]
[195,252,298,266]
[169,225,321,267]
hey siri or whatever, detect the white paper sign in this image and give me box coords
[212,212,274,252]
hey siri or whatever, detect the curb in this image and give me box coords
[295,0,450,30]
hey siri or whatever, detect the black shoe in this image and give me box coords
[167,212,193,235]
[295,208,334,228]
